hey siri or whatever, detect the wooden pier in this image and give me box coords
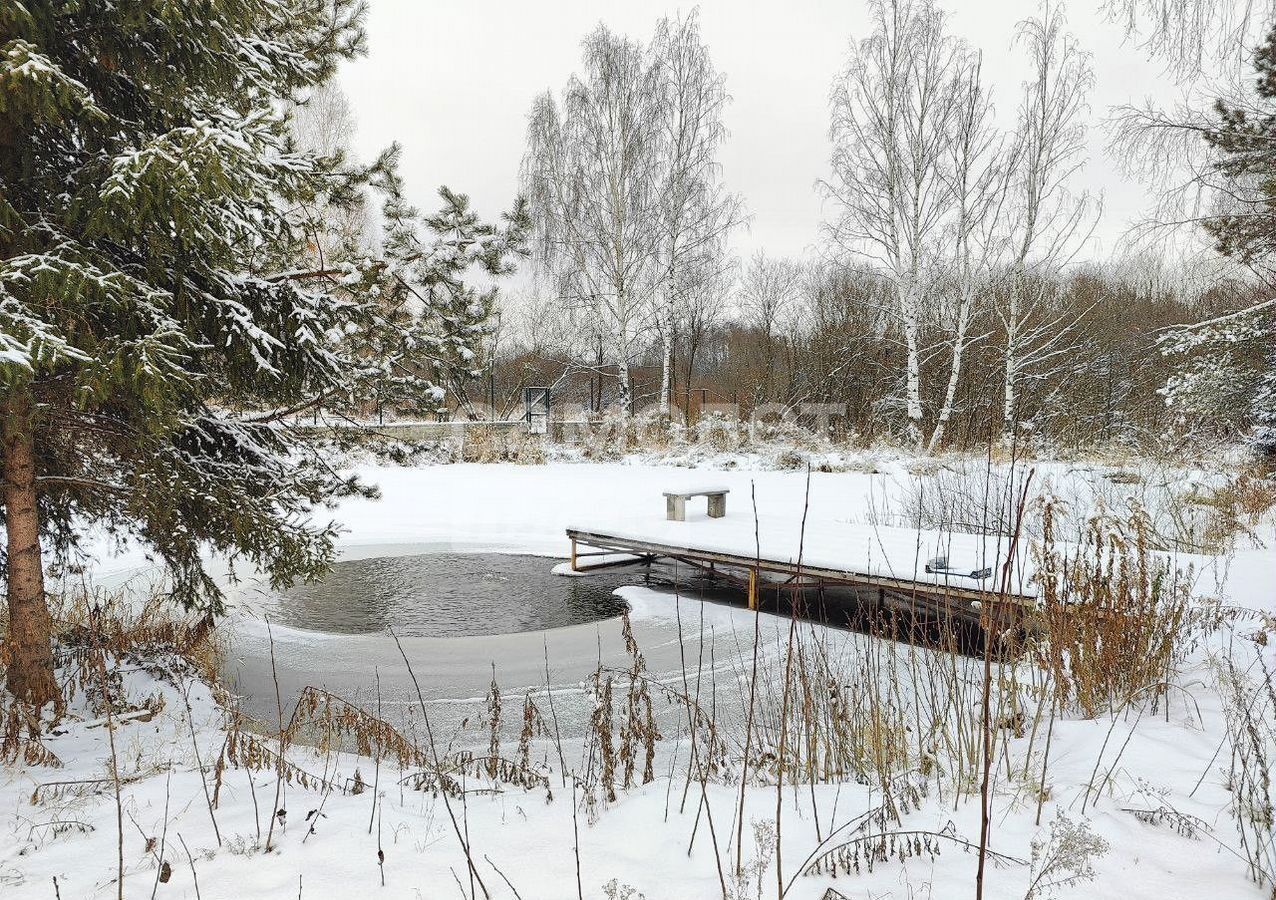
[566,526,1035,632]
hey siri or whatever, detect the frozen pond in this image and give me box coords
[220,546,755,741]
[264,552,635,637]
[219,543,896,750]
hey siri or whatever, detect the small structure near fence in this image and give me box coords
[524,387,550,435]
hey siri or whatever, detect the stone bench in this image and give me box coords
[663,487,729,521]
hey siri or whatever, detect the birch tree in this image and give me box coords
[650,11,745,416]
[822,0,961,446]
[928,52,1012,451]
[1104,0,1276,80]
[521,27,665,415]
[1000,7,1099,444]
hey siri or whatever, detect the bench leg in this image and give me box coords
[666,496,686,521]
[707,494,726,518]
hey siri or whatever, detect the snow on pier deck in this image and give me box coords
[567,506,1038,628]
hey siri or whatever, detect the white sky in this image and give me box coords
[338,0,1184,263]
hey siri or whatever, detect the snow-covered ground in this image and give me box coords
[4,455,1275,899]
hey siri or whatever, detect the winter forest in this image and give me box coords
[2,0,1276,898]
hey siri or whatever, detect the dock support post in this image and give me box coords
[570,537,578,572]
[748,568,758,611]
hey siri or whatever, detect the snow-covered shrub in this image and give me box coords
[886,459,1019,535]
[692,412,745,451]
[602,880,647,900]
[771,448,808,470]
[461,426,546,464]
[1024,815,1109,899]
[631,408,678,451]
[569,412,636,461]
[1219,653,1276,891]
[750,415,823,450]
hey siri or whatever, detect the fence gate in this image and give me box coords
[524,386,550,434]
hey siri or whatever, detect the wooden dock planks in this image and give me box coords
[566,526,1035,631]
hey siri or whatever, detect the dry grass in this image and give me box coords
[1,585,222,771]
[1178,470,1276,551]
[461,425,547,464]
[1218,651,1276,891]
[1031,500,1212,717]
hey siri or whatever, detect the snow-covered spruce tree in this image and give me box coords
[1110,19,1276,452]
[0,1,520,706]
[1252,343,1276,458]
[1179,24,1276,457]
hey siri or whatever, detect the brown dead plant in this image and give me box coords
[1032,499,1212,717]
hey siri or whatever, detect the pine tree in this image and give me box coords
[0,2,524,704]
[356,154,528,418]
[1198,26,1276,457]
[1205,26,1276,266]
[1154,25,1276,456]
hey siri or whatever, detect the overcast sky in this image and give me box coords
[337,0,1183,263]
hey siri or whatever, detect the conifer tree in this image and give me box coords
[357,153,528,417]
[1143,25,1276,456]
[1197,25,1276,458]
[0,2,524,703]
[1252,344,1276,458]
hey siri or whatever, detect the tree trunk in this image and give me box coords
[3,393,58,707]
[1003,303,1020,447]
[1002,263,1027,448]
[928,285,975,454]
[928,335,965,453]
[616,359,633,418]
[658,330,673,418]
[901,281,925,448]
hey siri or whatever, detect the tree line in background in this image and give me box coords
[490,250,1264,452]
[464,0,1272,456]
[273,0,1273,458]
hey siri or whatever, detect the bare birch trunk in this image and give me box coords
[928,315,969,452]
[1002,287,1021,444]
[616,357,633,417]
[658,295,674,418]
[903,281,925,447]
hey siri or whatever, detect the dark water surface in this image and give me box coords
[266,553,640,637]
